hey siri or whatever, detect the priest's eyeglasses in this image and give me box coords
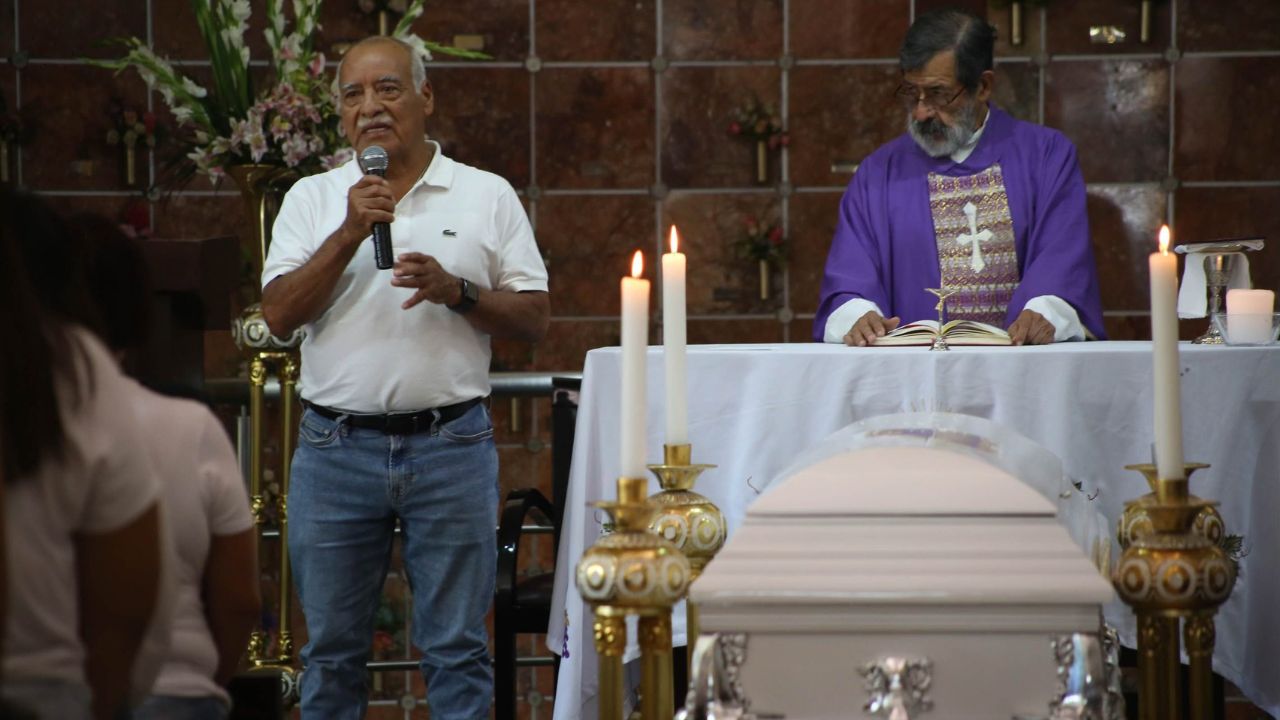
[895,83,966,111]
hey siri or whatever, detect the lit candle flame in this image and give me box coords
[630,250,644,278]
[669,225,680,254]
[1159,225,1171,254]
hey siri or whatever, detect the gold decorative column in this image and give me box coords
[226,162,304,704]
[576,476,692,720]
[640,612,675,719]
[274,353,299,665]
[647,444,724,665]
[241,351,303,669]
[1112,462,1237,720]
[593,610,627,720]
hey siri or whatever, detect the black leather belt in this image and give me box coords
[303,397,484,435]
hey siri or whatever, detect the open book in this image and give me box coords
[872,319,1012,346]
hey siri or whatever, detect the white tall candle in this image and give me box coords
[620,250,650,479]
[1149,225,1184,480]
[662,226,688,445]
[1226,288,1276,344]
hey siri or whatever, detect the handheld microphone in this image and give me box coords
[357,145,393,270]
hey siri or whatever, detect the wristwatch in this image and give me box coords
[449,277,479,313]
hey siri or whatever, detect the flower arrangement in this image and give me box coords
[95,0,488,186]
[105,103,163,186]
[736,215,786,264]
[106,104,161,152]
[727,97,789,150]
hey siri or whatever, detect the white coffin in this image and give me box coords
[689,417,1115,720]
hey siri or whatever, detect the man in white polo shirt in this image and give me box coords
[261,35,549,719]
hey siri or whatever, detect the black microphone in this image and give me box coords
[357,145,393,270]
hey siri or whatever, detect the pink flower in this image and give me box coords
[768,226,784,245]
[309,52,326,78]
[728,122,741,135]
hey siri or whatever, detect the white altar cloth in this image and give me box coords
[548,342,1280,719]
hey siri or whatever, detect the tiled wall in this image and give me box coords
[4,1,1278,362]
[4,1,1279,718]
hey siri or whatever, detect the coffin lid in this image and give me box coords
[691,414,1114,615]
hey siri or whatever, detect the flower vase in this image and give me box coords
[226,164,298,284]
[755,140,768,184]
[758,259,770,301]
[124,145,137,186]
[0,140,8,184]
[226,164,304,354]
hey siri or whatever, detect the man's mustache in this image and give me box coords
[357,114,393,130]
[913,117,946,136]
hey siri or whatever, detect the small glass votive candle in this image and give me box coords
[1212,313,1280,345]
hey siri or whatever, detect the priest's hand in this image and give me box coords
[844,311,900,347]
[1007,309,1055,346]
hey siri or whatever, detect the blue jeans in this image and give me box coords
[133,695,229,720]
[289,402,498,720]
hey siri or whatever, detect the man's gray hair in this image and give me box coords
[899,8,995,91]
[332,36,428,103]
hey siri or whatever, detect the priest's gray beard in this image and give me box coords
[907,99,979,158]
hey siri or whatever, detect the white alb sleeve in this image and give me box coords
[823,297,885,344]
[1024,295,1087,342]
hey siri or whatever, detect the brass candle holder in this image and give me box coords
[647,444,725,663]
[576,476,692,720]
[1117,462,1223,550]
[1112,463,1237,720]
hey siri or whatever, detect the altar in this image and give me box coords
[547,342,1280,719]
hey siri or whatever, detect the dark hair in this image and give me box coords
[0,188,88,482]
[68,213,152,353]
[899,8,996,91]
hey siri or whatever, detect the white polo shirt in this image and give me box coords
[263,142,548,413]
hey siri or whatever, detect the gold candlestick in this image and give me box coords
[1112,462,1236,720]
[1117,462,1222,550]
[647,444,725,672]
[576,476,691,720]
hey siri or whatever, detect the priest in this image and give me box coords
[814,8,1105,346]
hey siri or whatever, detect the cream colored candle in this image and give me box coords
[620,250,650,479]
[662,226,688,445]
[1149,225,1184,481]
[1226,288,1276,344]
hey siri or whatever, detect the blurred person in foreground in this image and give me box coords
[814,7,1104,346]
[0,188,163,720]
[260,35,549,718]
[68,213,261,720]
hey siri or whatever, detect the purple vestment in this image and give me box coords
[813,105,1106,340]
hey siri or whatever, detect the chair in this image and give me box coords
[493,376,580,720]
